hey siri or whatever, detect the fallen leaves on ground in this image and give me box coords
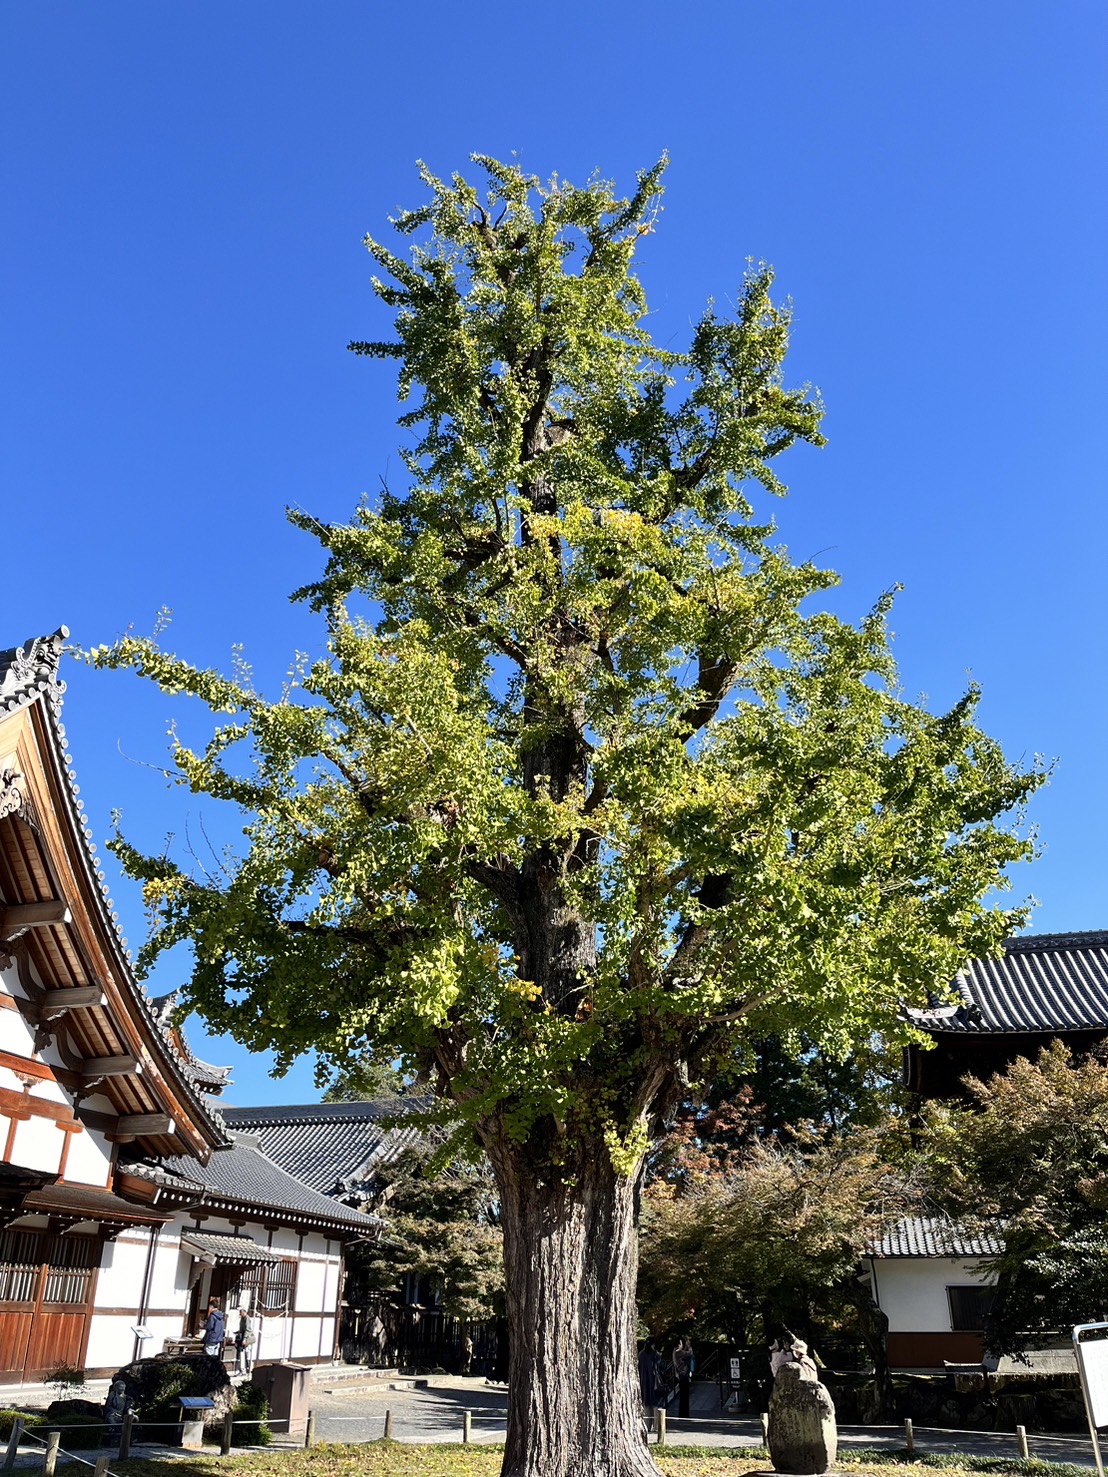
[110,1442,1078,1477]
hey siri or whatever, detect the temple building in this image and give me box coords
[903,930,1108,1101]
[0,630,378,1384]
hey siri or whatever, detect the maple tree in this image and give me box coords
[926,1041,1108,1352]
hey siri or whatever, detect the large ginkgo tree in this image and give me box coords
[95,157,1040,1477]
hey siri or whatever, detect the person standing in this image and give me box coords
[673,1337,694,1419]
[199,1297,225,1358]
[234,1305,256,1375]
[638,1338,665,1424]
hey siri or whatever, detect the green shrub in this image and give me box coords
[114,1354,230,1430]
[0,1411,43,1440]
[140,1367,193,1425]
[232,1382,272,1445]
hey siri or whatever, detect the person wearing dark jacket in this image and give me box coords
[639,1338,666,1420]
[200,1298,225,1358]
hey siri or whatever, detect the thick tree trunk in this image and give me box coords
[488,1139,661,1477]
[843,1281,894,1422]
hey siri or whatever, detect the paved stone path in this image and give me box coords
[309,1376,1103,1466]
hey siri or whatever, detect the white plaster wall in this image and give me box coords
[869,1257,997,1332]
[9,1114,64,1175]
[143,1313,185,1355]
[255,1316,284,1363]
[0,1071,69,1109]
[0,956,23,995]
[85,1315,141,1373]
[0,1005,36,1055]
[291,1316,326,1359]
[83,1210,348,1365]
[296,1254,326,1312]
[94,1234,151,1308]
[150,1226,193,1312]
[63,1124,113,1187]
[86,1228,194,1370]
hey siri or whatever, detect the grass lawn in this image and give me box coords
[105,1443,1095,1477]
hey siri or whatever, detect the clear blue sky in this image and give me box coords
[2,2,1105,1104]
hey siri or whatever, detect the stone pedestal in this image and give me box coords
[767,1362,837,1475]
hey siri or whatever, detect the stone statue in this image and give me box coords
[103,1378,130,1429]
[767,1340,837,1475]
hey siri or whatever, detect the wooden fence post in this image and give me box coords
[221,1410,234,1455]
[463,1411,472,1443]
[760,1411,770,1445]
[656,1407,666,1444]
[1017,1425,1029,1460]
[42,1431,60,1477]
[119,1409,134,1461]
[905,1418,915,1453]
[383,1409,393,1440]
[305,1410,316,1449]
[93,1457,111,1477]
[3,1418,24,1473]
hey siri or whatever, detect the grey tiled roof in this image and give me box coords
[904,931,1108,1035]
[181,1230,278,1264]
[221,1100,426,1197]
[867,1215,1001,1259]
[130,1134,382,1234]
[148,991,234,1092]
[122,1160,205,1193]
[0,629,68,714]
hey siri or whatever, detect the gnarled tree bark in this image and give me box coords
[486,1134,661,1477]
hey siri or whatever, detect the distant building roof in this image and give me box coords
[221,1100,426,1198]
[125,1132,382,1235]
[866,1215,1001,1259]
[903,931,1108,1035]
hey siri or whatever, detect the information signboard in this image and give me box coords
[1073,1322,1108,1477]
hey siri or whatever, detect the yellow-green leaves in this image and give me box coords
[92,157,1042,1172]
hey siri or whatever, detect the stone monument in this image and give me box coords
[767,1340,837,1475]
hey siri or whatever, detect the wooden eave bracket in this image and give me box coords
[40,985,108,1020]
[0,899,71,943]
[108,1112,176,1144]
[82,1054,140,1078]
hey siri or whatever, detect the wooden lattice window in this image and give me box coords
[41,1234,98,1304]
[0,1230,40,1302]
[0,1230,97,1305]
[226,1257,298,1316]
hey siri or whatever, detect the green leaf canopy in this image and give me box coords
[93,157,1041,1164]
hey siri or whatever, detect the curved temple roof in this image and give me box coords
[0,630,227,1156]
[125,1130,382,1234]
[903,930,1108,1035]
[221,1100,426,1198]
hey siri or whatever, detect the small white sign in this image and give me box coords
[1079,1331,1108,1427]
[1074,1322,1108,1477]
[130,1325,152,1340]
[729,1357,742,1382]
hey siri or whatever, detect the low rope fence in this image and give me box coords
[2,1404,1075,1468]
[2,1412,295,1472]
